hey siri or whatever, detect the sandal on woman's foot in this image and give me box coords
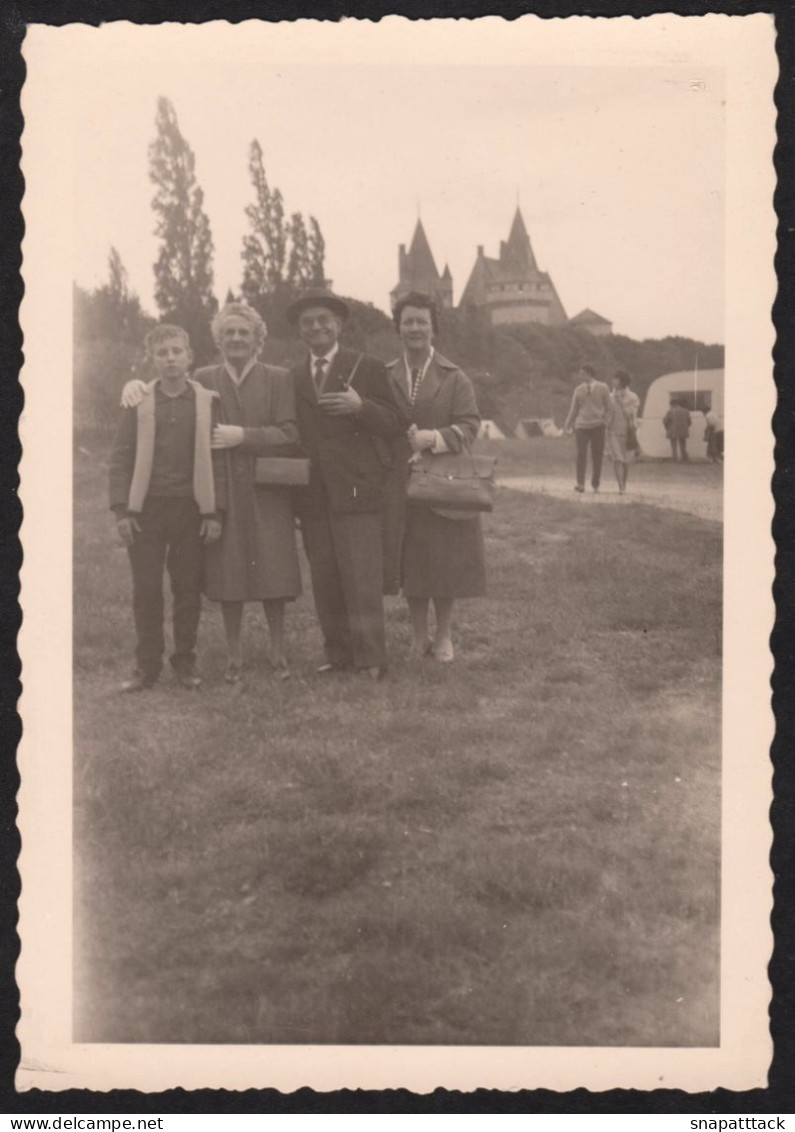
[271,656,291,681]
[434,641,454,663]
[224,661,243,685]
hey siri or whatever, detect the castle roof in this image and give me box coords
[570,308,612,326]
[405,219,441,282]
[501,207,538,273]
[459,253,557,306]
[458,208,567,324]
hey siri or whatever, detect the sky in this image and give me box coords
[70,45,725,343]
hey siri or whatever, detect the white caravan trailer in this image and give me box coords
[639,368,724,458]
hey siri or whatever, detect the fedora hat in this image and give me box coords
[286,287,350,325]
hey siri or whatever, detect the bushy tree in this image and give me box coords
[74,251,155,435]
[149,96,217,363]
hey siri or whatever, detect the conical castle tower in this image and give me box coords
[390,219,454,311]
[458,207,567,327]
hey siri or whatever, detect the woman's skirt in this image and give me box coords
[606,428,630,463]
[402,504,486,598]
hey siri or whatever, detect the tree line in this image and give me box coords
[74,95,724,436]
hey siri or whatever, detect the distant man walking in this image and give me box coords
[564,364,612,493]
[663,399,691,462]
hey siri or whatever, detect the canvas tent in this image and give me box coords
[515,418,563,440]
[478,419,506,440]
[639,369,724,458]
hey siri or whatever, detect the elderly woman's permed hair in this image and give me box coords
[211,302,268,351]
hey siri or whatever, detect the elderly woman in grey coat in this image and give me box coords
[120,303,301,682]
[384,292,486,663]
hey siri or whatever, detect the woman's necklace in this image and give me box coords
[408,354,430,406]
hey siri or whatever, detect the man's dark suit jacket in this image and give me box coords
[291,347,407,514]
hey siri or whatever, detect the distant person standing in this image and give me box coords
[703,407,723,463]
[606,370,640,494]
[564,364,612,493]
[663,399,691,462]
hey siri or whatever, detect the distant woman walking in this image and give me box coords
[606,370,640,494]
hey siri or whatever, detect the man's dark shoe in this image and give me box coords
[121,671,157,693]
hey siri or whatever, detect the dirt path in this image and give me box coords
[501,474,722,522]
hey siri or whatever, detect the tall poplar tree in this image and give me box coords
[107,246,131,308]
[241,139,288,299]
[307,217,326,286]
[149,96,217,362]
[93,246,147,344]
[286,213,311,291]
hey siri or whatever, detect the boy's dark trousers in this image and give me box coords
[127,497,203,681]
[575,425,606,488]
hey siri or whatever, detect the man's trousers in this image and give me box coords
[300,506,387,670]
[575,425,606,489]
[126,497,203,680]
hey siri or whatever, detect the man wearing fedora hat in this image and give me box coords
[286,287,406,679]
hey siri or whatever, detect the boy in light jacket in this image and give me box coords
[109,325,226,691]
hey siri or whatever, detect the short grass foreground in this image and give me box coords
[74,445,721,1046]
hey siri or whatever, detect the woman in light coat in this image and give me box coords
[606,370,640,493]
[384,292,486,663]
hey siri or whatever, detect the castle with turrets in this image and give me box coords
[391,208,611,334]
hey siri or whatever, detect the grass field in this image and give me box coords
[73,438,722,1047]
[478,434,724,484]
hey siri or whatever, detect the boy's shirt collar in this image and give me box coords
[154,379,194,400]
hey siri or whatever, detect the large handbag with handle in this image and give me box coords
[254,456,310,487]
[406,447,497,513]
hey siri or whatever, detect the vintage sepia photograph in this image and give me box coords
[17,15,774,1093]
